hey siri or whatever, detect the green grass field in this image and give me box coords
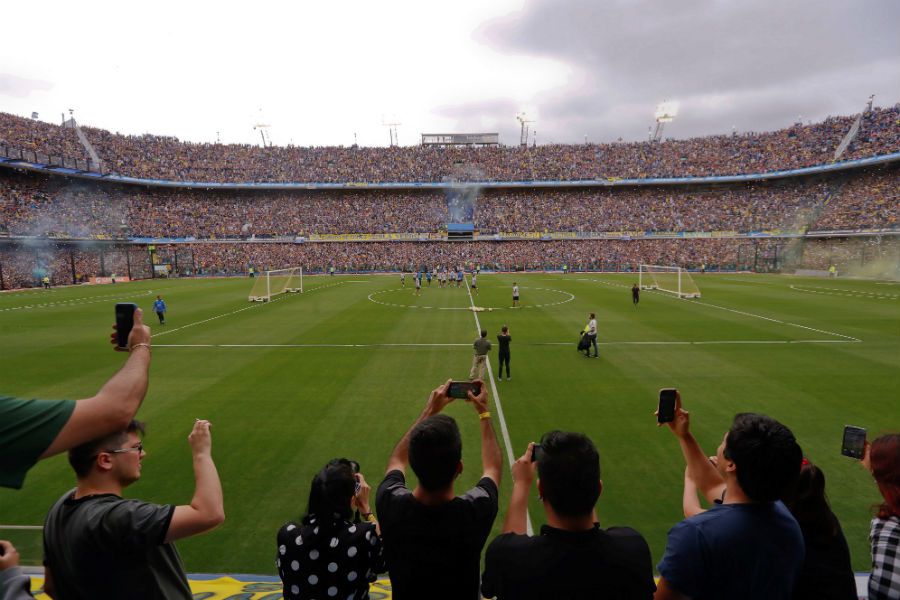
[1,271,897,575]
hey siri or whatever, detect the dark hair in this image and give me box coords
[871,434,900,519]
[781,459,838,544]
[480,329,487,338]
[68,420,145,478]
[303,459,356,528]
[409,415,461,492]
[501,326,508,333]
[537,431,601,518]
[725,413,801,502]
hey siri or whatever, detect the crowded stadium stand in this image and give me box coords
[1,105,899,289]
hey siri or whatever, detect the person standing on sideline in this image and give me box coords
[632,284,640,306]
[583,313,598,358]
[414,273,421,296]
[471,272,479,296]
[42,275,51,289]
[512,283,520,308]
[153,295,167,325]
[497,326,511,381]
[470,330,491,380]
[400,272,406,288]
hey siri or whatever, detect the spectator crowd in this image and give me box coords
[1,318,898,599]
[2,106,898,184]
[0,166,897,240]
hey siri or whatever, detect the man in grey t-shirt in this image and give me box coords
[469,329,492,380]
[42,419,224,599]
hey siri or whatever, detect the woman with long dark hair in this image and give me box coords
[780,458,857,600]
[277,459,384,599]
[865,434,900,600]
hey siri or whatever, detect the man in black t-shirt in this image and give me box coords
[497,326,511,381]
[481,431,656,599]
[376,379,502,600]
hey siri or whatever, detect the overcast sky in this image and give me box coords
[1,0,898,147]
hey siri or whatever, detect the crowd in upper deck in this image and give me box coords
[2,105,898,183]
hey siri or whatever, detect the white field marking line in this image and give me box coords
[153,281,343,338]
[587,277,862,342]
[0,290,154,313]
[367,287,574,311]
[789,285,898,299]
[0,525,42,530]
[154,339,860,349]
[464,274,533,536]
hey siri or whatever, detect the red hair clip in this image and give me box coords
[801,457,810,466]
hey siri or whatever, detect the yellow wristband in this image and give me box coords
[479,411,491,420]
[362,512,377,523]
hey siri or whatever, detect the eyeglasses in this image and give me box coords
[107,443,144,455]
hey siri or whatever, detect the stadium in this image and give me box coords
[1,6,899,597]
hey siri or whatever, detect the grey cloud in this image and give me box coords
[0,73,53,98]
[463,0,900,143]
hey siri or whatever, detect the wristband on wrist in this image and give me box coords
[130,343,151,354]
[362,512,376,523]
[479,411,491,420]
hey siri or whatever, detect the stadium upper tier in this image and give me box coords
[1,106,899,183]
[0,165,896,239]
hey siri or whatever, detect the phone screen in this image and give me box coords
[841,425,867,459]
[448,381,481,399]
[115,303,138,348]
[658,389,677,423]
[531,444,544,463]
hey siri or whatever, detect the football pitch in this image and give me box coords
[1,271,898,575]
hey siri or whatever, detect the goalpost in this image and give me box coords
[638,264,701,298]
[248,267,303,302]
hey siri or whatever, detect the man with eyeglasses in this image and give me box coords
[41,419,225,599]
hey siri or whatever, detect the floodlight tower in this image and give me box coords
[382,117,401,147]
[253,108,272,147]
[516,113,534,147]
[652,101,678,142]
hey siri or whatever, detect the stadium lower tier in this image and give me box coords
[2,237,898,290]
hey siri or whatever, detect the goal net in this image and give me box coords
[638,264,701,298]
[249,267,303,302]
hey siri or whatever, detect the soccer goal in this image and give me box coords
[638,264,701,298]
[248,267,303,302]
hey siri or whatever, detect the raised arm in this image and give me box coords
[165,420,225,543]
[468,379,502,485]
[502,443,535,534]
[658,393,725,503]
[385,380,454,474]
[41,309,152,458]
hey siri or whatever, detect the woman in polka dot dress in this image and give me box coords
[277,459,385,599]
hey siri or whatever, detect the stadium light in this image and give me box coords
[652,101,678,142]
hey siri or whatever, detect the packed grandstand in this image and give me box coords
[0,105,898,290]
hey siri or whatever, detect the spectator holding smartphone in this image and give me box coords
[375,379,501,599]
[481,433,656,599]
[863,434,900,600]
[0,308,151,490]
[654,394,804,600]
[277,459,384,600]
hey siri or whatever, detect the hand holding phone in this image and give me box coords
[115,303,139,348]
[447,381,482,400]
[841,425,866,460]
[657,388,677,423]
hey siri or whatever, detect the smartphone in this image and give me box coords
[657,388,677,423]
[531,444,544,463]
[841,425,867,460]
[115,303,139,348]
[447,381,482,400]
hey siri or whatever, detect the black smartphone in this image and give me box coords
[447,381,482,399]
[657,388,677,423]
[115,303,139,348]
[841,425,867,460]
[531,444,544,463]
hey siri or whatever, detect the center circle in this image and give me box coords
[367,286,575,311]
